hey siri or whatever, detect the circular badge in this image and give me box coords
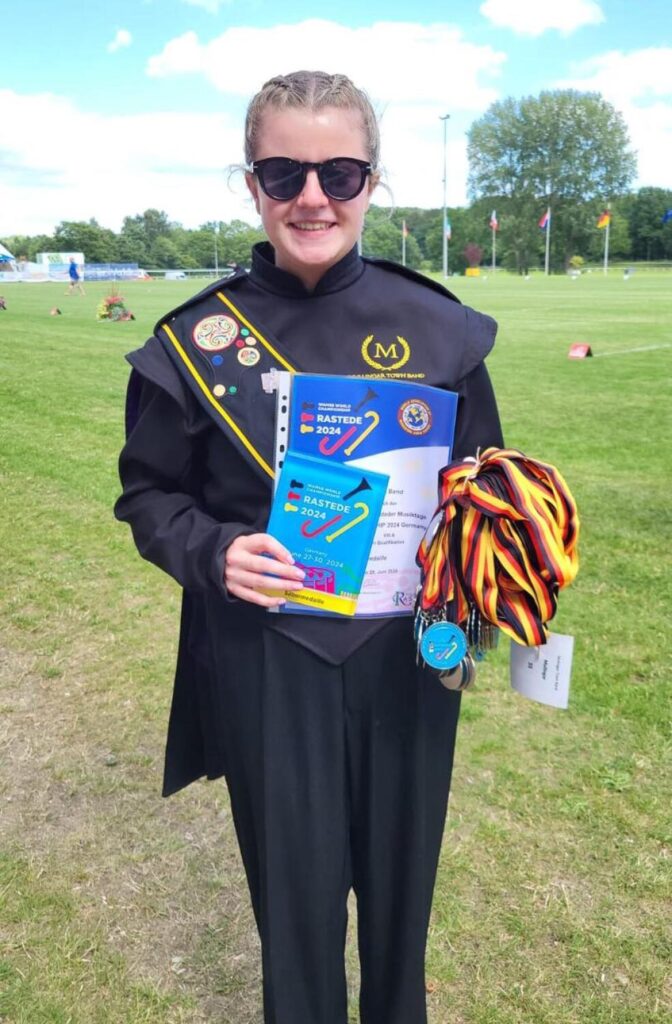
[192,314,238,352]
[238,347,260,367]
[420,621,467,670]
[439,652,476,691]
[398,399,432,435]
[213,384,226,397]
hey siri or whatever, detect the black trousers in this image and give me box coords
[213,617,461,1024]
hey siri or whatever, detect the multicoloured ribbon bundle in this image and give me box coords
[416,447,580,647]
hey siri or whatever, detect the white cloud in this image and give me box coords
[557,47,672,108]
[626,102,672,188]
[480,0,604,36]
[375,104,470,212]
[147,31,202,76]
[0,84,474,236]
[107,28,132,53]
[0,89,251,236]
[556,47,672,188]
[146,20,506,110]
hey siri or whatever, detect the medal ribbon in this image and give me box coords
[416,447,580,645]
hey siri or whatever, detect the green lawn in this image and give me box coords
[1,272,670,1023]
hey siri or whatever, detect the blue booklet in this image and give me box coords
[273,373,457,616]
[264,451,389,616]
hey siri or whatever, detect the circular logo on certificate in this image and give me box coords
[398,399,431,435]
[238,346,260,366]
[192,315,238,351]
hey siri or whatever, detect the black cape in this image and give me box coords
[115,244,503,794]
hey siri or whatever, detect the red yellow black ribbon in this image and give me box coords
[416,447,580,646]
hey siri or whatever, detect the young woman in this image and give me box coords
[116,70,503,1024]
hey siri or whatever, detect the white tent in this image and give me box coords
[0,242,15,263]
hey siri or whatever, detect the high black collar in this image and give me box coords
[249,241,365,298]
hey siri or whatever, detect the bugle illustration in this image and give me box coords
[353,387,378,413]
[342,477,372,501]
[318,411,380,456]
[344,411,379,456]
[325,502,369,542]
[300,514,343,538]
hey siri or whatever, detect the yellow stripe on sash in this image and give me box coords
[217,292,296,372]
[161,322,276,480]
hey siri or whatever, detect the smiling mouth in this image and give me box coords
[291,222,334,232]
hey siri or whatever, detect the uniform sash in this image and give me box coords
[157,284,302,483]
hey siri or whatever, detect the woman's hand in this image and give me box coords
[225,533,306,607]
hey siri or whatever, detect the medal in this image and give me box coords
[414,446,579,705]
[419,621,467,671]
[439,652,476,691]
[466,605,499,661]
[413,602,477,690]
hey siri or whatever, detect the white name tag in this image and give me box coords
[509,632,574,709]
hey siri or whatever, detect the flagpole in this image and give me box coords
[603,217,610,275]
[440,114,450,279]
[545,207,551,276]
[492,224,496,272]
[402,221,407,267]
[443,214,451,275]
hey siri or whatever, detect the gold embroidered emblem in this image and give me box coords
[361,334,411,371]
[193,314,238,351]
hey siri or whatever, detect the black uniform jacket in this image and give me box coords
[115,243,504,795]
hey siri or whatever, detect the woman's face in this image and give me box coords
[246,105,376,290]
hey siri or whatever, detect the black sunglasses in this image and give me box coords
[251,157,372,202]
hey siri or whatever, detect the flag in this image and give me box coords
[402,220,409,238]
[538,209,550,230]
[662,209,672,224]
[489,210,499,230]
[444,215,452,240]
[597,210,611,229]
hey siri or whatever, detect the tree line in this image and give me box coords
[466,90,671,273]
[364,187,672,273]
[3,211,267,274]
[3,91,672,274]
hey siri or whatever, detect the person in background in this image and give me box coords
[66,256,85,295]
[115,70,503,1024]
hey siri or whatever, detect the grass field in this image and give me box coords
[1,271,670,1023]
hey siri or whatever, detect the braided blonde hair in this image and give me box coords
[244,70,380,169]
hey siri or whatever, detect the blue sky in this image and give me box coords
[1,0,670,235]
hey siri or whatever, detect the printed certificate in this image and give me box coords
[273,373,457,617]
